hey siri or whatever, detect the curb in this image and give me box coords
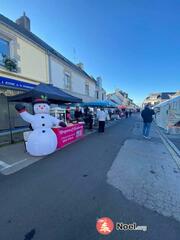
[154,123,180,169]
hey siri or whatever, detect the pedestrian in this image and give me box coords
[125,110,128,118]
[141,104,155,139]
[74,106,82,122]
[84,107,89,116]
[66,106,71,123]
[87,111,94,130]
[83,107,89,126]
[108,109,112,120]
[97,107,107,133]
[129,110,132,117]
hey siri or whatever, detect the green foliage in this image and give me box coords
[2,55,17,72]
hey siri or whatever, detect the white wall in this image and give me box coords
[98,89,106,100]
[0,23,49,84]
[107,94,122,105]
[50,56,96,101]
[154,96,180,130]
[50,56,64,89]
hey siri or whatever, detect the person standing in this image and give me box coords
[66,106,71,123]
[87,111,94,130]
[74,106,82,122]
[97,108,107,133]
[108,109,112,120]
[125,110,128,118]
[141,104,155,139]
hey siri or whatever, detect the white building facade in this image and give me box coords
[49,55,98,102]
[95,77,106,101]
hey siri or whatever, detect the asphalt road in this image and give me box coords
[0,115,179,240]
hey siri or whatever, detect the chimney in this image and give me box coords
[96,77,102,88]
[76,62,84,70]
[16,12,31,31]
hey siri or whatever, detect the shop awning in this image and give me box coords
[8,83,82,104]
[118,105,127,109]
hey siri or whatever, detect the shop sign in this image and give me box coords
[0,76,36,90]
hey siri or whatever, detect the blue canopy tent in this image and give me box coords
[81,100,117,108]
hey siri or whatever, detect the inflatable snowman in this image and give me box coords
[15,98,66,156]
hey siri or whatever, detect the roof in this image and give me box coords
[150,93,160,96]
[158,92,176,100]
[146,92,176,100]
[146,93,160,99]
[0,14,96,83]
[154,95,180,108]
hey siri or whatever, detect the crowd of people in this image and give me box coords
[65,105,136,133]
[66,104,156,139]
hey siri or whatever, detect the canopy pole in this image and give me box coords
[7,100,14,144]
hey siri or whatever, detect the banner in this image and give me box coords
[53,123,84,149]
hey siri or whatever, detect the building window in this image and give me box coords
[85,83,89,96]
[64,72,71,90]
[96,91,99,99]
[102,93,104,100]
[0,38,10,65]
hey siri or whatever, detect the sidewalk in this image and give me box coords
[0,119,120,175]
[155,123,180,150]
[155,125,180,169]
[168,136,180,151]
[107,116,180,222]
[158,127,180,154]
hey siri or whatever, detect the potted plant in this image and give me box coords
[2,54,17,72]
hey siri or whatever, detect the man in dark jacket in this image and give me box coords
[141,104,155,139]
[74,106,82,122]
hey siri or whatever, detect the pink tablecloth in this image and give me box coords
[52,123,84,149]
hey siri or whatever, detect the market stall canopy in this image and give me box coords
[82,100,117,108]
[8,83,82,103]
[105,100,118,108]
[118,105,127,109]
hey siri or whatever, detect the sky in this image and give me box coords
[1,0,180,105]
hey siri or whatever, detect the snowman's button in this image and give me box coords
[42,124,45,126]
[41,116,45,119]
[42,130,46,133]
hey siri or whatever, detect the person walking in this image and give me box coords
[141,104,155,139]
[125,110,128,118]
[97,108,107,133]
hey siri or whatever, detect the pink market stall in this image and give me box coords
[53,123,84,149]
[8,83,83,156]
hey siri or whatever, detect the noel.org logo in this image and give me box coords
[96,217,114,235]
[96,217,148,235]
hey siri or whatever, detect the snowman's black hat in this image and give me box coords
[33,97,50,105]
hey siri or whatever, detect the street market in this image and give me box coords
[0,8,179,240]
[7,83,135,156]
